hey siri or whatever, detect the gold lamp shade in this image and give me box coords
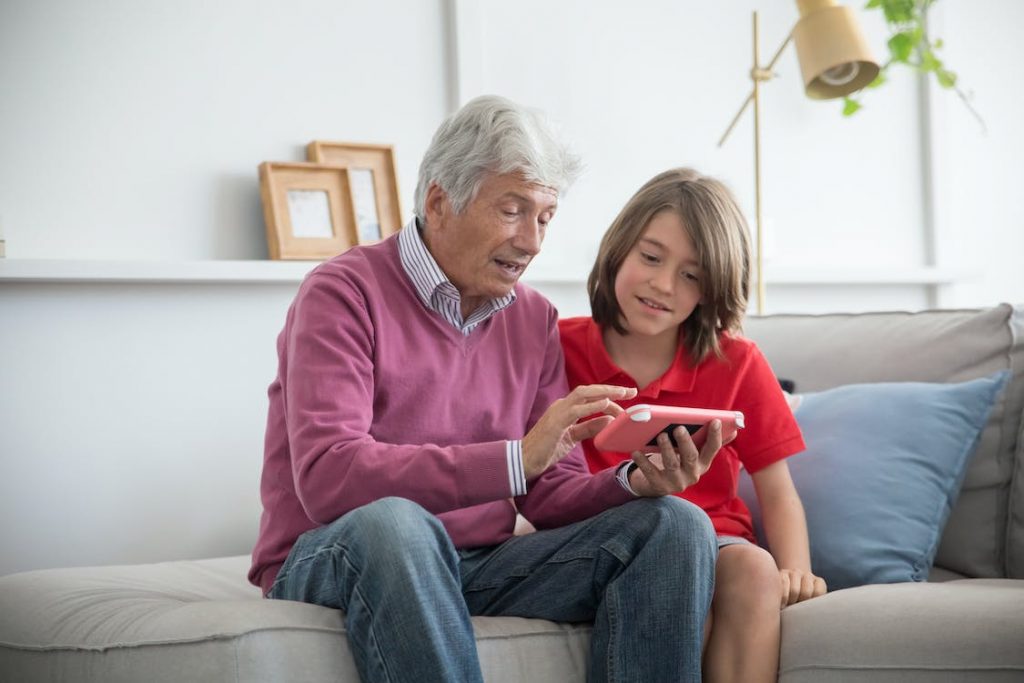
[794,0,880,99]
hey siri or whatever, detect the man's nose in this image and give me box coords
[514,218,543,255]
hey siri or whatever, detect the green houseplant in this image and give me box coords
[844,0,983,128]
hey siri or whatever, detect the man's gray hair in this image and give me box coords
[413,95,582,220]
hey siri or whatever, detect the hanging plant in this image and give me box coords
[843,0,984,130]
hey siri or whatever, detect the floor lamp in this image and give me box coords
[718,0,879,315]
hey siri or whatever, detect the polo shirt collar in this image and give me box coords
[585,318,698,397]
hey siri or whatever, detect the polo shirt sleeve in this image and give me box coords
[729,342,806,474]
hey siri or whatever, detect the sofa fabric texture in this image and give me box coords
[744,304,1024,579]
[1,305,1023,683]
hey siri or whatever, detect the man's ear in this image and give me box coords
[424,183,450,229]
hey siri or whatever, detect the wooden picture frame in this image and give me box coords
[259,162,357,260]
[306,141,403,244]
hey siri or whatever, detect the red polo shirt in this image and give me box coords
[558,316,805,542]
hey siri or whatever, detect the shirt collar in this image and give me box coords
[397,217,517,329]
[585,318,698,397]
[398,217,450,309]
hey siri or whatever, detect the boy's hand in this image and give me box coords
[779,568,827,606]
[627,420,725,496]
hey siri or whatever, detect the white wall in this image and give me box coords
[461,1,926,283]
[0,0,449,259]
[927,1,1024,308]
[0,282,295,571]
[0,0,453,576]
[1,0,1021,576]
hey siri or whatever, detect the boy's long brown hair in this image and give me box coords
[587,168,751,365]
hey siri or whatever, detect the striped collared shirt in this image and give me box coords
[397,218,516,335]
[397,218,527,497]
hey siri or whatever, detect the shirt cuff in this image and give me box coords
[507,440,527,497]
[615,461,640,497]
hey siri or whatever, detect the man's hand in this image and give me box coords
[627,421,727,497]
[522,385,637,479]
[779,568,827,607]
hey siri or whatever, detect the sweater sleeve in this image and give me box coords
[515,308,634,527]
[282,273,514,524]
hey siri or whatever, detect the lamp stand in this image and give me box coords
[718,12,793,316]
[719,3,879,315]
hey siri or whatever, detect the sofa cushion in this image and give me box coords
[740,373,1007,590]
[0,555,591,683]
[1007,307,1024,578]
[778,579,1024,683]
[745,305,1024,578]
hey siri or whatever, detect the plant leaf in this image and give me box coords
[843,98,863,116]
[867,71,887,88]
[881,0,915,24]
[888,32,915,62]
[936,69,957,88]
[920,50,942,72]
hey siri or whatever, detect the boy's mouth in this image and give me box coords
[638,296,671,312]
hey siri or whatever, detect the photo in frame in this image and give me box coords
[258,162,357,260]
[306,141,402,244]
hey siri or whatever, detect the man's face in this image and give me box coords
[423,172,558,316]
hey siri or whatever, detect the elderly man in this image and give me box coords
[250,95,720,682]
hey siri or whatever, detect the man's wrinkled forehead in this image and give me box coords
[483,172,559,209]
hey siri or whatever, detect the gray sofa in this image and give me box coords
[2,305,1023,682]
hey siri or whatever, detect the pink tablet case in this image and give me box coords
[593,404,744,453]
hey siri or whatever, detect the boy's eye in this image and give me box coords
[640,252,659,263]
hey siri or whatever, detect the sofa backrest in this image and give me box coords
[744,304,1024,579]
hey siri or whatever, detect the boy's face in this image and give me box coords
[614,210,703,342]
[423,172,558,317]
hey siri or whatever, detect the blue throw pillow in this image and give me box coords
[738,371,1009,591]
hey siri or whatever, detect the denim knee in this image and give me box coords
[334,497,455,570]
[625,496,717,550]
[651,496,715,538]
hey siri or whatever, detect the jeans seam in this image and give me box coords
[335,535,415,683]
[349,573,396,683]
[462,554,594,594]
[602,547,621,683]
[273,538,356,597]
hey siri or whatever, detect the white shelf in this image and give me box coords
[0,259,968,286]
[0,259,320,284]
[528,266,968,287]
[762,266,967,285]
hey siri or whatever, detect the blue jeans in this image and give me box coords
[269,496,716,683]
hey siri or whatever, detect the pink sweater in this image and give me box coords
[249,236,632,594]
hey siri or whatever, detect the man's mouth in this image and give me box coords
[638,296,671,312]
[494,258,527,277]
